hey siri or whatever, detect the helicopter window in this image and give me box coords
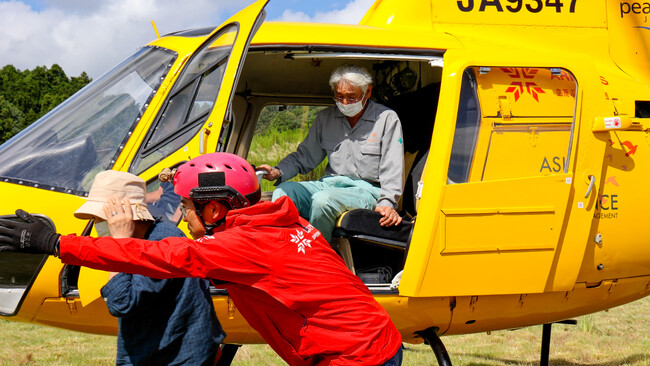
[449,67,577,183]
[146,82,196,148]
[0,46,177,194]
[0,250,47,316]
[448,69,481,184]
[246,104,329,195]
[635,101,650,118]
[131,25,238,175]
[171,28,236,94]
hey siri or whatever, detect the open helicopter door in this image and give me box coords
[77,0,268,307]
[127,0,268,177]
[400,61,603,297]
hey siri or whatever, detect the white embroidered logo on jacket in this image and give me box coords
[290,229,312,254]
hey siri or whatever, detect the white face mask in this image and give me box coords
[95,221,111,237]
[336,94,366,117]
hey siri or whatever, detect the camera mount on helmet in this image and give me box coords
[188,172,252,209]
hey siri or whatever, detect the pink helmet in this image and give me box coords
[173,153,261,209]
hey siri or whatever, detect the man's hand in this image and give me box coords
[375,206,402,227]
[102,195,135,239]
[0,209,60,255]
[257,164,282,181]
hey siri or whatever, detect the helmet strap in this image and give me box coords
[193,200,226,236]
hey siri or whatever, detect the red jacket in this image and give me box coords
[61,196,402,365]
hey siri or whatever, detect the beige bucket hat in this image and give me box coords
[74,170,154,222]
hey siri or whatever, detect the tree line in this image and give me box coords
[0,64,91,144]
[255,105,325,135]
[0,65,324,144]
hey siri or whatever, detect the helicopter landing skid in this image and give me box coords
[416,327,453,366]
[540,319,578,366]
[216,344,241,366]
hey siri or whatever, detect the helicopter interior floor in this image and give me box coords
[234,50,441,288]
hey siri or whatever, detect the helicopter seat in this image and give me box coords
[331,149,428,281]
[332,147,428,242]
[333,209,413,249]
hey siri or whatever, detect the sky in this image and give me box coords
[0,0,375,78]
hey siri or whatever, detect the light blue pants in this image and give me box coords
[272,175,380,242]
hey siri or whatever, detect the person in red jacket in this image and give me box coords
[0,152,403,366]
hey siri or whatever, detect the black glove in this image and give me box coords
[0,209,60,255]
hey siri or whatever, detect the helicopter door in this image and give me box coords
[128,0,268,177]
[401,66,592,297]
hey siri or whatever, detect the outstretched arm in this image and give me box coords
[0,210,269,285]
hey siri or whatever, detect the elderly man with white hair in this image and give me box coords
[259,64,404,242]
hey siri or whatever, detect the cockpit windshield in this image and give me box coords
[0,46,177,195]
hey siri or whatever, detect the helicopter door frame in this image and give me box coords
[125,0,268,180]
[199,0,268,156]
[400,56,598,297]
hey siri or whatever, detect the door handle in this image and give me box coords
[584,175,595,199]
[199,128,211,154]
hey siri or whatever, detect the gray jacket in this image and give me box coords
[276,100,404,208]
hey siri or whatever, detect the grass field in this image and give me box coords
[1,296,648,365]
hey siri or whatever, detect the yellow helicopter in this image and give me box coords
[1,0,649,364]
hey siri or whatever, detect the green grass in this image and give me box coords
[247,125,327,192]
[1,296,648,365]
[0,320,114,365]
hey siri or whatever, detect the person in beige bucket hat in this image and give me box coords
[74,170,155,223]
[72,170,225,365]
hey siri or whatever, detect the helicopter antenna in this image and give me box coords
[151,20,161,39]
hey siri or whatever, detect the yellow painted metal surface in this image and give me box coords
[252,22,457,51]
[431,0,607,28]
[607,0,650,85]
[424,175,572,296]
[34,297,117,335]
[445,275,650,335]
[398,0,650,301]
[77,267,109,307]
[477,68,576,118]
[361,0,435,31]
[375,295,452,343]
[471,67,577,181]
[32,291,261,340]
[363,0,609,29]
[592,115,634,132]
